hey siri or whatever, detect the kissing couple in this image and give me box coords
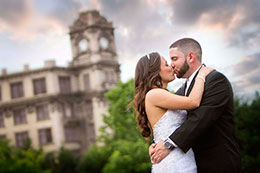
[133,38,242,173]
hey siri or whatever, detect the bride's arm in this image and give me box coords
[146,66,214,110]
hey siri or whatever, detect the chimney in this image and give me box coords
[2,68,7,75]
[44,60,56,68]
[24,64,29,71]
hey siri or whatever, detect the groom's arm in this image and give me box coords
[169,71,233,153]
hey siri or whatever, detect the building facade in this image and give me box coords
[0,10,120,154]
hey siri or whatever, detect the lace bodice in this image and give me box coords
[153,110,187,143]
[152,110,197,173]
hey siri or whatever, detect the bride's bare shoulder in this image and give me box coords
[146,88,168,100]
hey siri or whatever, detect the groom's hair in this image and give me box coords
[169,38,202,62]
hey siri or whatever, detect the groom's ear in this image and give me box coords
[187,52,196,63]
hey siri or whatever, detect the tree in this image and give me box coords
[100,79,142,143]
[82,79,151,173]
[79,145,112,173]
[234,92,260,173]
[102,139,151,173]
[0,139,50,173]
[42,152,58,173]
[56,147,79,173]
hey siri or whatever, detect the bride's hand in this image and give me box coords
[198,66,215,79]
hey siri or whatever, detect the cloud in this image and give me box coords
[231,80,247,95]
[233,53,260,75]
[45,0,82,26]
[248,72,260,85]
[93,0,179,61]
[0,0,173,49]
[231,52,260,92]
[0,0,81,41]
[0,0,258,97]
[0,0,183,56]
[0,0,30,24]
[0,0,34,33]
[166,0,260,48]
[168,0,236,25]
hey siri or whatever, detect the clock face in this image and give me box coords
[100,37,109,49]
[79,39,88,52]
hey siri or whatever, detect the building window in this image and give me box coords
[61,103,73,118]
[13,108,27,125]
[64,126,79,142]
[10,82,24,99]
[0,112,4,128]
[87,123,96,142]
[100,37,109,49]
[33,78,46,95]
[0,85,2,102]
[79,39,88,52]
[84,74,90,91]
[0,135,6,140]
[38,128,52,145]
[59,76,71,94]
[15,131,29,148]
[36,104,49,121]
[105,71,115,83]
[85,101,93,117]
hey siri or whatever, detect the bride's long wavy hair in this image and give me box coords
[133,52,163,139]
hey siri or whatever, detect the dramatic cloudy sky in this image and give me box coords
[0,0,259,98]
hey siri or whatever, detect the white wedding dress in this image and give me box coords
[152,110,197,173]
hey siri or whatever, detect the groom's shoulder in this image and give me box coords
[207,70,229,81]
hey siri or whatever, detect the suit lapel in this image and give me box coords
[175,82,186,96]
[179,64,205,96]
[186,68,201,96]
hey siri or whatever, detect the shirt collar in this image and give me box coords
[187,65,202,82]
[185,65,203,95]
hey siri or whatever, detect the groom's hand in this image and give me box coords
[150,141,170,164]
[149,143,157,164]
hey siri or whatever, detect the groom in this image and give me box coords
[149,38,242,172]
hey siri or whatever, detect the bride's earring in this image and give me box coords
[157,81,161,87]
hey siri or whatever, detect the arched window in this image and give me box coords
[100,37,109,49]
[79,39,88,52]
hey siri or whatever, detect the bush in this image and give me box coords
[102,139,151,173]
[79,145,112,173]
[57,147,79,173]
[0,139,50,173]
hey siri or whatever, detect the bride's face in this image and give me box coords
[159,56,175,83]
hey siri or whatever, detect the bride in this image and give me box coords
[133,52,214,172]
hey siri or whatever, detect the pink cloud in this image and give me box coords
[0,0,68,42]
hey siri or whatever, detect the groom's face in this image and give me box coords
[169,47,190,78]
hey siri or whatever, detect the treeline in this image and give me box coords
[0,79,259,172]
[234,92,260,172]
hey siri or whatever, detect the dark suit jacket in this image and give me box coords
[170,71,242,173]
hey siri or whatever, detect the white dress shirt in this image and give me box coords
[185,66,202,95]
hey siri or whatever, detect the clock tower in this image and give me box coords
[68,10,120,142]
[69,10,118,66]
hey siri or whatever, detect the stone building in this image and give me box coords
[0,10,120,154]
